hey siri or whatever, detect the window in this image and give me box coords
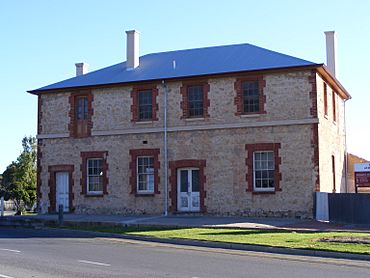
[131,85,158,122]
[245,143,281,193]
[187,85,204,117]
[69,92,93,138]
[137,156,154,193]
[138,90,153,120]
[332,155,336,192]
[235,76,266,115]
[76,96,88,120]
[80,151,108,196]
[129,148,160,195]
[87,158,103,194]
[332,91,336,122]
[323,83,328,116]
[180,82,210,119]
[253,151,275,191]
[242,81,260,113]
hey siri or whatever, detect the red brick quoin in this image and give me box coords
[234,75,266,116]
[129,148,161,195]
[245,143,282,194]
[169,159,207,212]
[80,151,109,196]
[48,165,74,213]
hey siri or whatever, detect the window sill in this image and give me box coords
[252,190,276,195]
[85,193,104,197]
[184,117,205,122]
[135,193,155,197]
[240,113,262,118]
[134,120,155,125]
[324,114,328,120]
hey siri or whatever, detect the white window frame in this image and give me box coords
[137,156,155,194]
[87,158,104,195]
[253,151,275,192]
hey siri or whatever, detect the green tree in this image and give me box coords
[1,136,37,214]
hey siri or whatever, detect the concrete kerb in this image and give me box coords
[1,216,369,262]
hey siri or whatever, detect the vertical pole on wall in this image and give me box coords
[162,80,169,216]
[344,99,348,193]
[1,196,4,217]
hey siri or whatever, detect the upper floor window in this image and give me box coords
[324,83,328,116]
[138,90,153,121]
[235,76,266,116]
[180,81,210,119]
[332,91,336,122]
[69,91,93,138]
[188,85,204,117]
[242,81,260,113]
[131,85,158,122]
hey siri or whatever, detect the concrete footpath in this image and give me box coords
[1,213,369,261]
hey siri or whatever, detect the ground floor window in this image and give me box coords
[87,158,104,194]
[129,148,160,195]
[253,151,275,191]
[137,156,154,193]
[245,143,281,193]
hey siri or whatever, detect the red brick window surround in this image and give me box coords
[131,84,159,122]
[69,90,93,138]
[235,76,266,115]
[129,148,160,196]
[80,151,108,196]
[169,159,207,212]
[245,143,281,194]
[180,81,210,119]
[48,165,74,213]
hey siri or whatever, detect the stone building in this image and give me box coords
[29,31,351,218]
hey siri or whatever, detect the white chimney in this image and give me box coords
[75,62,89,76]
[126,30,140,70]
[324,31,337,77]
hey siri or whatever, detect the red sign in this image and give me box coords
[355,172,370,187]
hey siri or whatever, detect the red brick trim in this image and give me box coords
[308,70,320,191]
[48,164,74,213]
[131,84,159,122]
[169,159,207,213]
[234,76,266,116]
[37,95,43,134]
[129,148,160,195]
[180,81,210,119]
[36,140,42,210]
[68,90,93,138]
[245,143,282,193]
[80,151,109,196]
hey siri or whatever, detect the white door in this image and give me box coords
[56,172,69,212]
[177,168,200,212]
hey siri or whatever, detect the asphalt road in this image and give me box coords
[0,228,369,278]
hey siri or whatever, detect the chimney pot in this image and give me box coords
[126,30,140,70]
[324,31,337,77]
[75,62,89,76]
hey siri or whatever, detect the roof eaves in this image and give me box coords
[317,65,351,100]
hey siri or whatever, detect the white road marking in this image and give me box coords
[0,248,21,253]
[78,260,111,267]
[0,273,16,278]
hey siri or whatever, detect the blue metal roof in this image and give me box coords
[30,43,317,92]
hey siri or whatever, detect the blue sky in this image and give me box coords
[1,0,370,172]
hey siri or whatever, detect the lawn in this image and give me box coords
[66,225,370,255]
